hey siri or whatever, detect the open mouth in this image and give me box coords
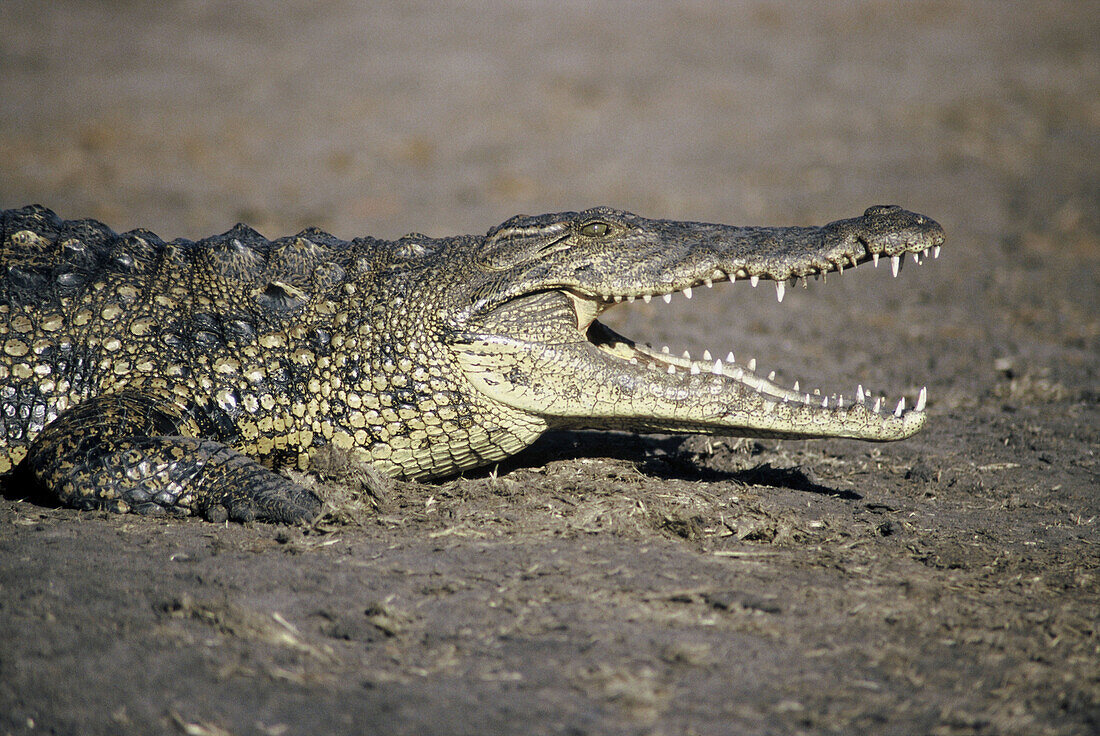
[567,241,940,429]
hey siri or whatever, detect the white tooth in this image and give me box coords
[873,253,880,267]
[729,274,737,283]
[857,384,865,403]
[726,352,735,363]
[775,280,785,302]
[837,261,844,275]
[792,380,800,391]
[690,364,700,375]
[750,275,760,287]
[933,245,941,258]
[682,350,691,359]
[894,397,905,417]
[661,345,670,354]
[767,370,776,380]
[837,395,844,409]
[613,295,623,302]
[804,394,811,403]
[643,294,652,303]
[813,388,821,395]
[668,364,676,374]
[801,276,808,288]
[713,269,726,281]
[702,349,712,361]
[891,255,901,277]
[912,252,921,265]
[712,359,723,374]
[916,386,927,411]
[629,357,638,365]
[627,295,636,303]
[821,396,829,408]
[704,278,713,288]
[682,287,692,299]
[922,248,930,259]
[873,397,881,413]
[662,293,672,304]
[747,358,756,371]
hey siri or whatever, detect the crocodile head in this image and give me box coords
[450,205,945,441]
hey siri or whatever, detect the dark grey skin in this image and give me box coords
[0,204,944,522]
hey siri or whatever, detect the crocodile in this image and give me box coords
[0,204,944,523]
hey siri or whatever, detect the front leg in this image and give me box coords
[25,391,321,524]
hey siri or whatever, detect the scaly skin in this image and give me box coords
[0,204,944,523]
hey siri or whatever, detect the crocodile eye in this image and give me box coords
[579,221,611,237]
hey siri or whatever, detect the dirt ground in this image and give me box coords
[1,1,1097,734]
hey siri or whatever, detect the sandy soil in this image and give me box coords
[1,1,1097,734]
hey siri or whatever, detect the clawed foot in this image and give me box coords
[200,482,322,525]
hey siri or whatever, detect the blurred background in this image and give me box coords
[1,0,1097,392]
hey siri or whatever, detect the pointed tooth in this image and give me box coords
[712,359,723,374]
[643,294,652,303]
[804,394,811,403]
[627,295,636,303]
[702,349,712,361]
[801,276,808,288]
[922,248,930,260]
[747,358,756,372]
[813,388,821,395]
[775,280,785,302]
[661,345,670,354]
[690,363,701,375]
[916,387,927,412]
[891,255,901,277]
[873,397,881,413]
[726,352,735,363]
[662,293,672,304]
[682,350,691,359]
[894,397,905,417]
[857,384,865,403]
[837,395,844,409]
[821,396,829,408]
[837,261,844,275]
[613,294,623,302]
[629,357,638,365]
[767,370,776,381]
[704,278,713,288]
[729,273,737,284]
[667,364,676,374]
[682,287,692,299]
[912,252,921,265]
[792,380,800,391]
[750,275,760,287]
[873,253,880,267]
[933,245,941,258]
